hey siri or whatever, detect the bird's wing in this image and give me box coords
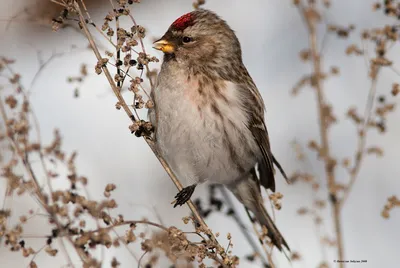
[236,83,288,192]
[249,115,277,192]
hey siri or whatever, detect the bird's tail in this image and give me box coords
[229,171,290,251]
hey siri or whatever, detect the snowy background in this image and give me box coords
[0,0,399,267]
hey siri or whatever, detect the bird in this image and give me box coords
[149,9,290,251]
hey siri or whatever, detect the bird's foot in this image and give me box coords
[174,184,196,208]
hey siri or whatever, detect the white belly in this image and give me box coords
[152,77,259,186]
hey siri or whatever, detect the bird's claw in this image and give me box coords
[174,184,196,208]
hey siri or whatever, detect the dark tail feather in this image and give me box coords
[252,199,290,251]
[272,154,289,184]
[229,173,290,252]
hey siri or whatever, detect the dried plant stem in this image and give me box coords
[72,2,227,265]
[304,9,345,267]
[128,14,155,88]
[0,98,81,266]
[294,141,329,261]
[74,5,133,121]
[85,220,169,235]
[1,58,79,266]
[110,228,141,265]
[341,72,379,207]
[0,100,45,207]
[6,58,56,202]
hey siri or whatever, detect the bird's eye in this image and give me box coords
[182,36,193,43]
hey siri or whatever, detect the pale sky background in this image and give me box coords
[0,0,399,268]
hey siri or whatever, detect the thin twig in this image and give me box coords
[128,14,155,89]
[0,98,79,266]
[341,69,380,207]
[137,251,148,268]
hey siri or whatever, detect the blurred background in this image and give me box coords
[0,0,399,267]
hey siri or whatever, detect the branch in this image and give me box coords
[297,3,345,266]
[341,71,379,208]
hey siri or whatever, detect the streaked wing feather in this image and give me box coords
[249,119,276,192]
[235,81,288,191]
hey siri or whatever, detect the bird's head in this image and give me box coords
[153,9,242,69]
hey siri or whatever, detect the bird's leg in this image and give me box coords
[174,184,197,207]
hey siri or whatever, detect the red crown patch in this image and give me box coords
[171,12,194,30]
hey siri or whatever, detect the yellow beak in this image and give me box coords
[153,39,175,53]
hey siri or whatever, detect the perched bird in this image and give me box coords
[149,9,289,251]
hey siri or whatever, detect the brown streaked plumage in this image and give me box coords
[149,9,290,251]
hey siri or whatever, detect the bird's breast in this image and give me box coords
[153,72,258,184]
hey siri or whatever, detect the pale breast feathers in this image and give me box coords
[150,74,260,184]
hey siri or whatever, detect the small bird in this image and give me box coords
[149,9,289,251]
